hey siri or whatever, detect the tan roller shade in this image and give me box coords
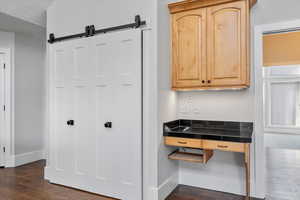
[263,31,300,67]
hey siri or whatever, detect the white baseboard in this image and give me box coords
[144,186,159,200]
[158,173,178,200]
[14,150,45,167]
[5,156,15,168]
[44,166,51,181]
[144,173,178,200]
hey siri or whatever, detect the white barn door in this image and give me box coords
[48,30,142,200]
[49,40,76,186]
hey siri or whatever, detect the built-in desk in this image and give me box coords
[163,120,253,200]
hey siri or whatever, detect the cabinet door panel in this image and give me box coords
[172,8,207,88]
[207,1,248,87]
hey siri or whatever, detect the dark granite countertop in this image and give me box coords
[163,119,253,143]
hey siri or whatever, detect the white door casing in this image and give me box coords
[0,48,13,168]
[47,29,142,200]
[0,53,4,167]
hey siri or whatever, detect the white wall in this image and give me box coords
[252,0,300,25]
[0,31,14,50]
[14,31,46,155]
[157,0,179,198]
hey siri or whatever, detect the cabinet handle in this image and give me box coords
[104,122,112,128]
[208,80,211,84]
[178,141,187,145]
[67,120,75,126]
[202,80,205,84]
[217,145,228,148]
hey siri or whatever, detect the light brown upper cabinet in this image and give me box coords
[169,0,257,90]
[172,8,207,88]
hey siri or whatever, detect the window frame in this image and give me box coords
[263,65,300,134]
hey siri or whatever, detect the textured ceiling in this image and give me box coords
[0,0,53,27]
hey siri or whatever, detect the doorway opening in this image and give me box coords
[255,20,300,199]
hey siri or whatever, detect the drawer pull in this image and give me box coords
[217,145,228,148]
[178,141,187,145]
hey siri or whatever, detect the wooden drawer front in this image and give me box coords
[203,140,245,153]
[165,137,202,148]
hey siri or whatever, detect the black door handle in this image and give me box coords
[67,120,75,126]
[104,122,112,128]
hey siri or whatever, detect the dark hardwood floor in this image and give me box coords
[0,160,113,200]
[166,185,262,200]
[0,160,261,200]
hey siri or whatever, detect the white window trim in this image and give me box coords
[254,19,300,199]
[264,78,300,132]
[263,64,300,79]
